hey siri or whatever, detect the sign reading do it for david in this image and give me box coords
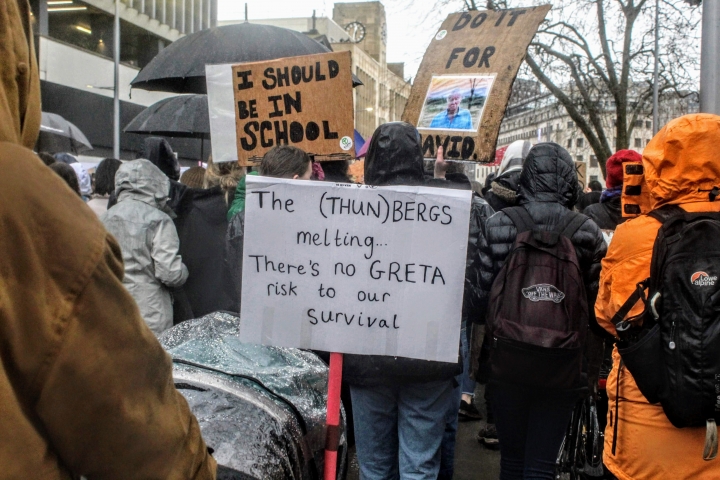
[238,177,472,363]
[402,6,551,162]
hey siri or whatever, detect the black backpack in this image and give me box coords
[486,207,589,389]
[612,205,720,460]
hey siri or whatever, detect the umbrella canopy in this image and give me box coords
[131,23,362,94]
[36,112,92,154]
[124,95,209,138]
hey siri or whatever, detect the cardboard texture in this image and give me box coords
[402,6,551,163]
[231,51,355,166]
[238,176,472,362]
[575,161,587,190]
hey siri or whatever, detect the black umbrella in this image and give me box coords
[124,94,211,159]
[36,112,93,154]
[131,23,362,94]
[124,95,209,138]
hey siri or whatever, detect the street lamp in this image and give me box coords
[114,0,120,159]
[652,0,660,134]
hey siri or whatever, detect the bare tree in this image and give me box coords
[523,0,700,173]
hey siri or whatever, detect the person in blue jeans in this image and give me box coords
[343,123,460,479]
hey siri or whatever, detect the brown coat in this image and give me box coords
[0,1,216,478]
[0,0,40,149]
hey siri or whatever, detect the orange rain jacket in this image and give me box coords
[596,114,720,479]
[0,1,216,478]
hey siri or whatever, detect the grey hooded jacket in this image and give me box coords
[101,159,188,335]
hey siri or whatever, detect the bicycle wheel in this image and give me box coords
[579,397,605,478]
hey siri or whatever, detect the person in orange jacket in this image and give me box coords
[0,1,216,478]
[595,113,720,479]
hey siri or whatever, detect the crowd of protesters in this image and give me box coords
[2,1,720,479]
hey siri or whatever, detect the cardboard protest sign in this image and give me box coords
[206,51,355,165]
[238,176,472,363]
[575,161,587,190]
[402,6,551,162]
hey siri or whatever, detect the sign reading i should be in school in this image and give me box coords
[230,51,355,166]
[238,176,472,363]
[205,52,355,164]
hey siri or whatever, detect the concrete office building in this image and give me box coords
[30,0,217,160]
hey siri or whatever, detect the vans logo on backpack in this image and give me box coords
[522,284,565,303]
[690,271,718,286]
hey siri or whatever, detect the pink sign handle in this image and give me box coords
[323,352,344,480]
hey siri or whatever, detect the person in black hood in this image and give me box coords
[474,142,606,480]
[107,138,190,214]
[140,137,180,180]
[344,122,466,480]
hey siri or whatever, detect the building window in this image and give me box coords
[576,155,583,163]
[646,120,652,129]
[635,138,642,148]
[590,155,598,167]
[40,1,169,68]
[576,138,584,148]
[567,139,573,149]
[634,120,643,128]
[567,121,574,129]
[646,139,651,146]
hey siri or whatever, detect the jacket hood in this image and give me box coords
[643,113,720,208]
[140,137,180,181]
[115,159,171,210]
[498,140,531,176]
[518,142,579,207]
[364,122,424,186]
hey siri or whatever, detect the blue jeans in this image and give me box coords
[438,320,473,479]
[490,383,577,480]
[460,322,476,395]
[350,379,454,480]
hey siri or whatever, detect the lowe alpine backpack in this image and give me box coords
[486,207,589,390]
[613,205,720,461]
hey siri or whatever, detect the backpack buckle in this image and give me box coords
[616,320,633,333]
[650,292,661,320]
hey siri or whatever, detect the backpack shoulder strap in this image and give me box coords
[503,206,535,233]
[648,204,684,224]
[558,211,588,239]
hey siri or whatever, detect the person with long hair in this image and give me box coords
[173,157,246,320]
[87,158,121,216]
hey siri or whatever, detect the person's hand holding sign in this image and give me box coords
[434,145,449,180]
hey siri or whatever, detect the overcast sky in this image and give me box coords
[218,0,465,81]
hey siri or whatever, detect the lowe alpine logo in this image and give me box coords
[522,284,565,303]
[691,271,718,286]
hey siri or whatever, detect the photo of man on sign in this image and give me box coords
[417,75,495,131]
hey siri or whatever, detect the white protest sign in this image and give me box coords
[239,176,472,363]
